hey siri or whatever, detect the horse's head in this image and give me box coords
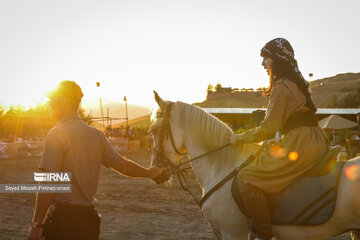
[150,91,187,176]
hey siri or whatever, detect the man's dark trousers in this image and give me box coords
[42,203,100,240]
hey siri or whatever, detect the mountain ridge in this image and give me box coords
[195,72,360,108]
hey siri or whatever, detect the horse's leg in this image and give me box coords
[202,182,250,240]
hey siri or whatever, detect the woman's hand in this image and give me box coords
[230,133,246,145]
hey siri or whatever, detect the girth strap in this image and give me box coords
[199,154,256,208]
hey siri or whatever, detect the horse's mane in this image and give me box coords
[174,101,254,171]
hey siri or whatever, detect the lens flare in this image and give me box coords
[288,151,299,161]
[328,160,338,174]
[269,144,286,158]
[345,164,359,181]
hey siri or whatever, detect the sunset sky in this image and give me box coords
[0,0,359,117]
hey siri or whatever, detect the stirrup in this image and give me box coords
[248,231,278,240]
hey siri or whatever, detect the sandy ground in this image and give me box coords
[0,148,351,240]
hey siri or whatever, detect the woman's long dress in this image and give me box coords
[237,78,329,194]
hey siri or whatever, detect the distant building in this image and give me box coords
[203,108,360,130]
[207,85,265,101]
[207,90,263,100]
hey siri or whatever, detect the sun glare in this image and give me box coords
[0,81,57,110]
[0,96,47,110]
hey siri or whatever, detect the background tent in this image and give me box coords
[318,114,358,130]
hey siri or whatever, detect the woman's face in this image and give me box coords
[261,56,273,76]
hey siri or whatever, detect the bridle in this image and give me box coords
[152,102,210,205]
[151,102,187,170]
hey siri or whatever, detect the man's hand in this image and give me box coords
[27,226,44,240]
[148,166,172,184]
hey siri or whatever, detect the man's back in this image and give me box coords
[39,114,118,206]
[28,81,166,240]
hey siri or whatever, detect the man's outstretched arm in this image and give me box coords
[101,133,170,182]
[111,156,167,179]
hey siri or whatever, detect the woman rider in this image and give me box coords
[230,38,329,240]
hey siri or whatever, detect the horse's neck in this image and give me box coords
[187,142,249,194]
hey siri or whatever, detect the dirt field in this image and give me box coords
[0,148,350,240]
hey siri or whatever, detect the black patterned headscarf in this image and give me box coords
[261,38,317,113]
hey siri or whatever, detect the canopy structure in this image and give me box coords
[318,114,359,130]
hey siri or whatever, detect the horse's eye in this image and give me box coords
[156,112,164,118]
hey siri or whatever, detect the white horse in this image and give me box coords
[150,93,360,240]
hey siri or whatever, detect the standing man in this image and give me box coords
[27,81,168,240]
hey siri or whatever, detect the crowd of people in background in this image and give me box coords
[104,126,149,140]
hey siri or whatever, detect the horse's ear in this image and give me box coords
[153,90,166,111]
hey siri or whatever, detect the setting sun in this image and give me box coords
[0,81,56,109]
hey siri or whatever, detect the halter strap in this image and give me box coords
[163,102,187,156]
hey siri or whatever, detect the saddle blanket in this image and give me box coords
[231,162,344,226]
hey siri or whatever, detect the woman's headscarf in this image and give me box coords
[261,38,317,113]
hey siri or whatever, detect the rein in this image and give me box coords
[173,143,231,171]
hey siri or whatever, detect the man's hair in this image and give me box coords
[47,81,83,109]
[47,81,84,112]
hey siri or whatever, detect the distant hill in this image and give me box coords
[194,92,268,108]
[194,90,268,108]
[194,72,360,108]
[113,114,151,128]
[310,72,360,107]
[83,100,151,129]
[84,100,151,123]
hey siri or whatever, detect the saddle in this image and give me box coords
[232,146,344,226]
[304,145,342,177]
